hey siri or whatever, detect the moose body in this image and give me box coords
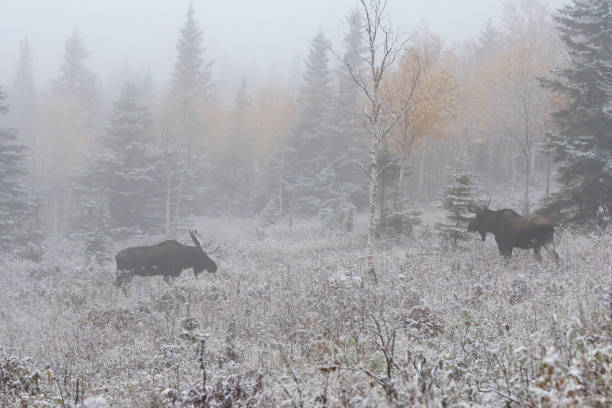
[468,206,559,262]
[115,231,217,286]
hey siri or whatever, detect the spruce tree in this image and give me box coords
[0,86,32,250]
[73,82,163,238]
[259,146,288,225]
[477,19,500,59]
[332,9,369,208]
[165,4,214,227]
[140,66,155,107]
[54,30,97,107]
[219,78,254,215]
[436,157,478,250]
[540,0,612,223]
[9,38,37,147]
[286,30,339,216]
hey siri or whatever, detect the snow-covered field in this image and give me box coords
[1,216,611,407]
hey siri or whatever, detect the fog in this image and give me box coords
[1,0,567,98]
[3,1,612,407]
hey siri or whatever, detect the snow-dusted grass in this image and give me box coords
[1,217,610,407]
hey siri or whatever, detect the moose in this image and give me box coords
[467,202,559,262]
[115,230,218,287]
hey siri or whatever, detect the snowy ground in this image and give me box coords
[1,215,610,407]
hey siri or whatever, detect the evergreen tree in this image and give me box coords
[436,157,478,250]
[258,145,289,225]
[54,30,97,107]
[140,65,155,107]
[472,19,502,180]
[332,9,369,208]
[73,82,163,238]
[286,30,340,216]
[0,86,32,250]
[219,78,254,215]
[165,4,214,228]
[540,0,612,223]
[477,19,500,59]
[9,38,37,148]
[82,194,112,264]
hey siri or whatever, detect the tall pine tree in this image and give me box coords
[73,82,163,239]
[219,78,255,215]
[332,9,369,208]
[286,30,340,216]
[164,4,214,231]
[54,30,97,107]
[9,38,37,148]
[0,86,32,250]
[540,0,612,223]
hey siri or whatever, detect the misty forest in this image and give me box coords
[1,0,611,406]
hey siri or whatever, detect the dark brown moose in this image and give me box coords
[115,230,218,287]
[467,203,559,262]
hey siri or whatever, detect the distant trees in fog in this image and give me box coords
[0,87,34,250]
[2,0,612,255]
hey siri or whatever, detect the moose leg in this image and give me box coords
[542,241,560,263]
[498,244,513,259]
[163,269,180,284]
[115,270,133,297]
[534,244,543,262]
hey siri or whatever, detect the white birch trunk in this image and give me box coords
[366,139,380,282]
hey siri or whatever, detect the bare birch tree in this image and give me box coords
[342,0,419,281]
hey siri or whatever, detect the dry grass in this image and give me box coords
[1,217,610,407]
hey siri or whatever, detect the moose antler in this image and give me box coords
[468,202,481,214]
[203,241,221,255]
[191,230,221,254]
[189,229,202,248]
[468,199,491,214]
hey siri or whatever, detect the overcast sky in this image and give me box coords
[1,0,569,100]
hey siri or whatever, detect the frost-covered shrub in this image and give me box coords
[161,372,269,407]
[376,208,422,238]
[0,216,610,407]
[0,353,39,398]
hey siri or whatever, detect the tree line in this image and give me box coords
[1,0,611,257]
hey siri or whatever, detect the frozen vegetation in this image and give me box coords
[1,216,610,407]
[2,0,612,406]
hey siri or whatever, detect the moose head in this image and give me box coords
[188,229,219,276]
[467,199,491,241]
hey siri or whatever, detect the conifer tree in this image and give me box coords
[41,30,99,235]
[140,66,155,107]
[73,82,163,238]
[540,0,612,223]
[259,145,289,225]
[286,30,340,216]
[54,30,97,107]
[165,4,214,230]
[219,78,254,214]
[333,9,369,208]
[0,86,32,250]
[477,19,500,59]
[9,38,37,147]
[436,157,478,250]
